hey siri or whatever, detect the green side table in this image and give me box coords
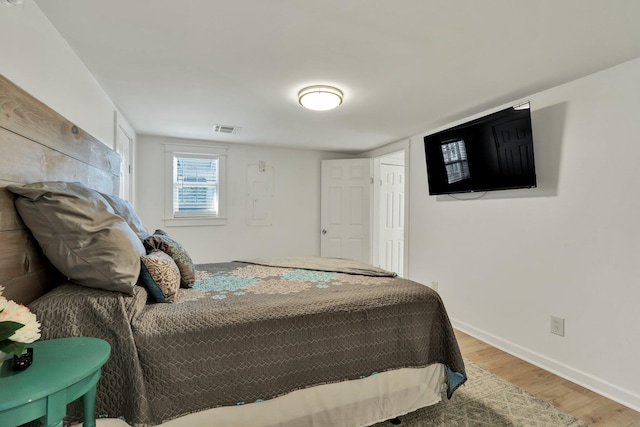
[0,337,111,427]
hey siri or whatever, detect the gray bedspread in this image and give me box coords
[30,258,466,426]
[236,256,399,277]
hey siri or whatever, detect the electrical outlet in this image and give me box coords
[550,316,565,337]
[430,281,439,292]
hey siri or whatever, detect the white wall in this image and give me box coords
[407,57,640,410]
[0,0,127,147]
[136,135,346,263]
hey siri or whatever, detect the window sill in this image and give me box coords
[163,217,227,227]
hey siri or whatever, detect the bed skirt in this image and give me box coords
[159,363,446,427]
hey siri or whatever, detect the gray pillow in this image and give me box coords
[7,181,145,294]
[99,192,150,241]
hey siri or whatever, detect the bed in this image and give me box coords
[0,73,466,427]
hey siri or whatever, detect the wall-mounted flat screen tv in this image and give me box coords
[424,103,536,195]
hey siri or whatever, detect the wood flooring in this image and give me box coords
[455,329,640,427]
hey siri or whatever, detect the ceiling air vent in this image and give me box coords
[212,124,241,135]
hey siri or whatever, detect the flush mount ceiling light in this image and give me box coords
[298,85,343,111]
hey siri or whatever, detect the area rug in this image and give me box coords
[372,361,590,427]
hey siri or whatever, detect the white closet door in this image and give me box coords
[379,162,405,276]
[116,124,133,200]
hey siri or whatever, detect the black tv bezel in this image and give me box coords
[423,104,537,196]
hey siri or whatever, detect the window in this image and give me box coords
[165,144,227,226]
[441,139,470,184]
[174,156,218,215]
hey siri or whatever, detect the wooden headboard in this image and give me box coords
[0,73,121,305]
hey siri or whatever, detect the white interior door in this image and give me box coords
[321,159,372,263]
[116,125,133,200]
[378,161,405,276]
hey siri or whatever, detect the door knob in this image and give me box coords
[321,229,327,235]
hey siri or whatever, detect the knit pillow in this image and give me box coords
[143,229,195,288]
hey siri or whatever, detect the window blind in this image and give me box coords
[173,155,219,216]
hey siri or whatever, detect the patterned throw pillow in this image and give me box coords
[143,229,195,288]
[139,250,180,303]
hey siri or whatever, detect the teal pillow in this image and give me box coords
[139,250,180,303]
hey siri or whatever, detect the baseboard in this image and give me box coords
[452,318,640,413]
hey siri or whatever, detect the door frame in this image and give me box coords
[372,145,410,277]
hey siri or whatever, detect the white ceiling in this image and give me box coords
[35,0,640,153]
